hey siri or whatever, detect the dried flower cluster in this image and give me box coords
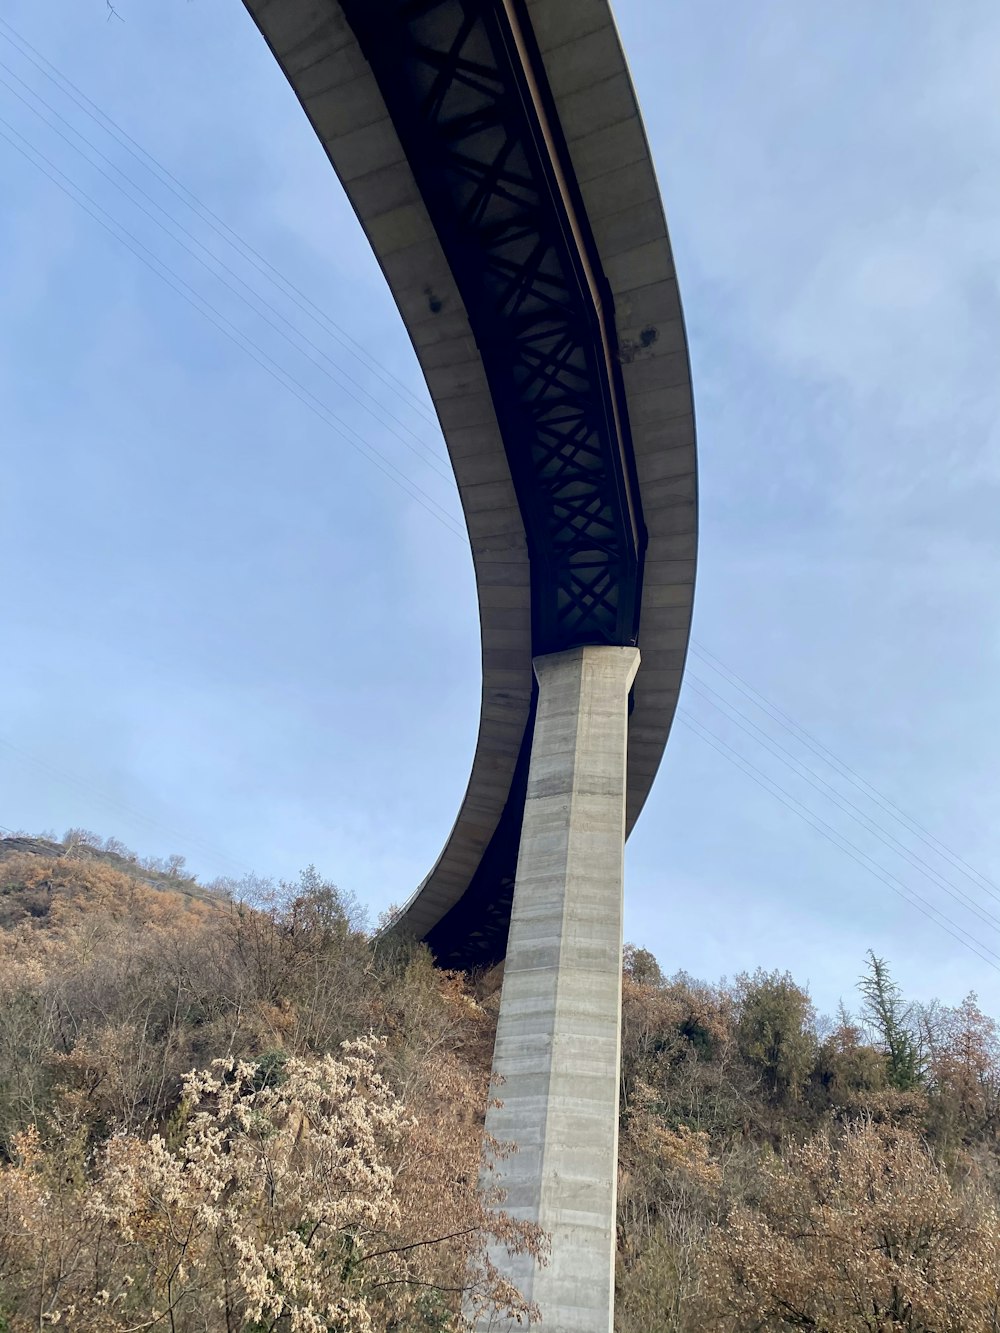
[0,847,543,1331]
[1,1041,540,1331]
[3,834,1000,1332]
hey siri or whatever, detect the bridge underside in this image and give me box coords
[244,0,696,970]
[344,0,644,654]
[243,6,696,1323]
[340,0,645,969]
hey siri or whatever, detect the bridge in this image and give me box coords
[242,2,696,1328]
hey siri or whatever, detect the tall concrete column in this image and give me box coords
[473,644,640,1333]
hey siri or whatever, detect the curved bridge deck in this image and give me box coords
[244,0,697,968]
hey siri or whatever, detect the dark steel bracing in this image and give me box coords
[243,0,697,970]
[342,0,644,656]
[426,688,532,966]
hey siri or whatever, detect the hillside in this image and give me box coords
[1,830,1000,1331]
[0,830,225,908]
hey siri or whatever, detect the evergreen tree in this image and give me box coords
[858,950,924,1090]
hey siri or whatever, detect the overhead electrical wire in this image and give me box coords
[3,19,997,968]
[0,736,251,874]
[3,108,990,960]
[681,668,1000,965]
[0,40,467,877]
[0,11,986,880]
[0,116,467,541]
[0,58,454,483]
[685,672,1000,934]
[691,641,1000,907]
[676,713,1000,976]
[11,19,991,940]
[0,15,440,429]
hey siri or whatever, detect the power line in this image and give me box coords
[0,40,473,895]
[685,672,1000,934]
[7,91,989,941]
[691,641,1000,906]
[0,58,454,484]
[5,14,995,967]
[11,77,995,957]
[677,712,1000,976]
[0,736,251,874]
[0,115,467,541]
[0,15,440,429]
[0,45,471,883]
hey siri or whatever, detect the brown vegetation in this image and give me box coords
[1,832,999,1330]
[0,836,540,1331]
[615,948,1000,1332]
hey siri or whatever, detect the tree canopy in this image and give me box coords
[2,830,1000,1331]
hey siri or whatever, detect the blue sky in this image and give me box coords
[2,0,999,1018]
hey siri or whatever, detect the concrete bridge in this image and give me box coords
[242,2,696,1327]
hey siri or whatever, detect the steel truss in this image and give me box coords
[344,0,644,655]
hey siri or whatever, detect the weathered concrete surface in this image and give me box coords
[525,0,697,837]
[242,0,695,950]
[471,645,640,1333]
[243,0,534,942]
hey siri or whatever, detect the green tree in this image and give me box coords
[811,1004,887,1112]
[735,970,816,1104]
[623,943,664,987]
[859,951,924,1090]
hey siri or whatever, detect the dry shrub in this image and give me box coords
[701,1119,1000,1332]
[0,1040,541,1332]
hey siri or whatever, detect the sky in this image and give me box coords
[2,0,999,1019]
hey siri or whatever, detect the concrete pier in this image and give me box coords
[473,644,641,1333]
